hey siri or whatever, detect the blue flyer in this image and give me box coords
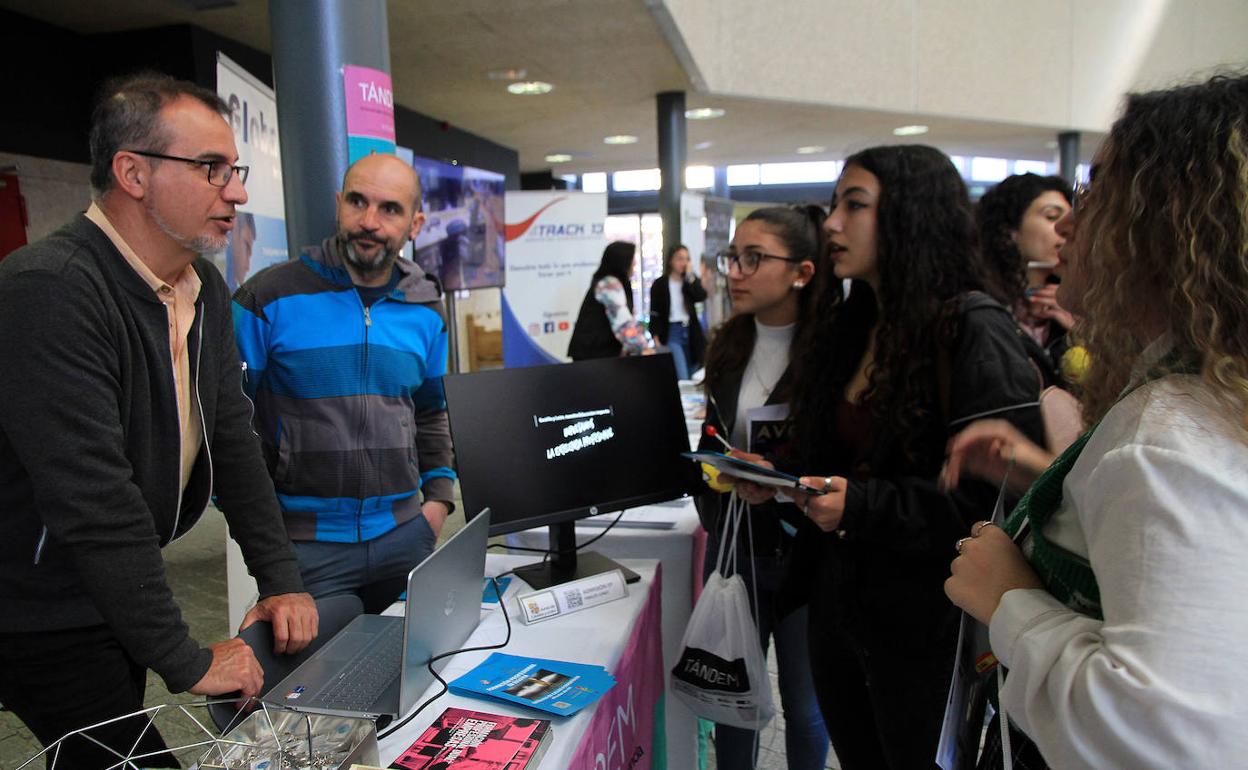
[448,652,616,717]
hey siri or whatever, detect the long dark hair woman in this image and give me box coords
[696,205,830,770]
[774,145,1045,769]
[567,240,651,360]
[977,173,1078,387]
[648,243,707,379]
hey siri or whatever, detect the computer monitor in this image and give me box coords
[443,353,699,588]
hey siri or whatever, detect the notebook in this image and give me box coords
[262,508,491,720]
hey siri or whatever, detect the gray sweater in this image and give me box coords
[0,214,303,693]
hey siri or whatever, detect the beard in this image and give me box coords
[338,230,402,275]
[145,195,227,257]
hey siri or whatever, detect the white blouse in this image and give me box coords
[990,370,1248,768]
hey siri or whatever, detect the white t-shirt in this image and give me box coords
[731,319,794,449]
[668,277,689,324]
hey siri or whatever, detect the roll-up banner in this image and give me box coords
[217,52,288,289]
[501,191,607,367]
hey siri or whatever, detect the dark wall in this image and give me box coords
[0,9,518,187]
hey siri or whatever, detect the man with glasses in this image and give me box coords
[0,72,317,767]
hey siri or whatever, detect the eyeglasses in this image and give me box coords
[124,149,249,187]
[716,249,803,276]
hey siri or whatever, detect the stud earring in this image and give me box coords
[792,281,805,289]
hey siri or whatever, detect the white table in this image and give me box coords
[507,498,703,770]
[378,555,663,769]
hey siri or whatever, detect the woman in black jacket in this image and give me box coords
[977,173,1078,388]
[648,243,707,379]
[768,146,1044,769]
[697,206,830,770]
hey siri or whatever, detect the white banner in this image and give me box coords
[501,191,607,366]
[217,52,288,289]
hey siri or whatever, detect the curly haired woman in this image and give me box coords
[945,71,1248,768]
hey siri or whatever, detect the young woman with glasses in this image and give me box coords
[695,205,830,770]
[764,145,1045,769]
[943,71,1248,769]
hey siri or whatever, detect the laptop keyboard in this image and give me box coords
[317,621,404,711]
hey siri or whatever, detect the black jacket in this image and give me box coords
[0,215,303,693]
[794,292,1045,652]
[568,280,622,360]
[695,360,808,579]
[648,274,707,368]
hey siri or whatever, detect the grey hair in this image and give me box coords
[89,71,230,197]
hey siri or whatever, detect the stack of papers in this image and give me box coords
[448,653,616,716]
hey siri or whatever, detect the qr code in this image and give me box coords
[564,591,583,609]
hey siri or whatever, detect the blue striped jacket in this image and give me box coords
[232,243,456,543]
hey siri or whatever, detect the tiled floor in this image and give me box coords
[0,506,841,769]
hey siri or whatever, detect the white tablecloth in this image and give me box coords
[507,498,702,769]
[377,555,660,768]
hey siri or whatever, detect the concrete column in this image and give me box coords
[269,0,391,255]
[656,91,686,254]
[1058,131,1081,187]
[712,165,729,199]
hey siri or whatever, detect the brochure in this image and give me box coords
[390,707,552,770]
[682,450,825,495]
[482,576,512,610]
[448,653,616,717]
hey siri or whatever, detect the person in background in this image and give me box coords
[944,71,1248,770]
[567,240,652,360]
[227,210,256,289]
[648,243,707,379]
[977,173,1079,387]
[761,145,1043,769]
[0,72,316,768]
[696,206,830,770]
[233,152,456,614]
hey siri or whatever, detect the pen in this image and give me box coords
[704,425,734,453]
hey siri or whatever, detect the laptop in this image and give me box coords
[262,508,491,721]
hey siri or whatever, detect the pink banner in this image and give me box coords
[343,64,396,163]
[568,565,665,770]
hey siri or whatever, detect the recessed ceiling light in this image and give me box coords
[603,135,639,145]
[693,141,714,151]
[487,68,527,81]
[507,81,553,95]
[893,124,929,136]
[796,145,825,155]
[685,107,725,120]
[545,153,573,163]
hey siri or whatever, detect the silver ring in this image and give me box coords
[822,477,833,493]
[802,499,810,515]
[956,537,971,554]
[973,521,999,537]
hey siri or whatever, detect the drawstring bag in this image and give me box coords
[669,492,775,730]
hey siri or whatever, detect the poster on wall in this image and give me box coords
[343,64,396,164]
[502,191,607,368]
[702,196,735,330]
[216,52,288,290]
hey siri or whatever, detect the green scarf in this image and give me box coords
[1003,425,1103,619]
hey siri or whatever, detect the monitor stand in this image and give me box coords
[513,521,641,590]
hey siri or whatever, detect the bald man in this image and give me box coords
[232,153,456,612]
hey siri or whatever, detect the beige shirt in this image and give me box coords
[85,204,203,492]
